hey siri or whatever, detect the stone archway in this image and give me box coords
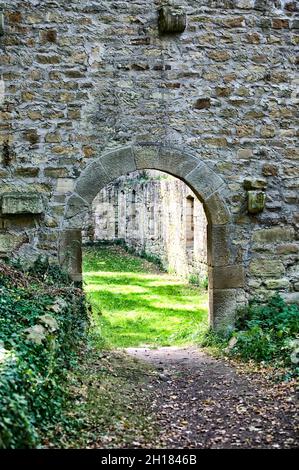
[59,144,245,331]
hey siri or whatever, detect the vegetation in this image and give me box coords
[0,259,88,449]
[1,246,297,448]
[202,294,299,377]
[84,239,166,271]
[83,245,209,348]
[189,273,208,290]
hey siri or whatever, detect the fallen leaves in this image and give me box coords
[44,346,298,449]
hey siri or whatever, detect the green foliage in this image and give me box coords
[189,274,208,290]
[188,273,199,286]
[200,294,299,375]
[138,249,165,271]
[0,262,88,448]
[231,295,299,367]
[118,240,165,271]
[84,240,165,271]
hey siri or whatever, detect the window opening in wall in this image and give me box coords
[186,196,195,251]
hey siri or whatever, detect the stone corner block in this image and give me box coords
[210,288,237,332]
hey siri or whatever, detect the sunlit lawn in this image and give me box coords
[83,245,209,348]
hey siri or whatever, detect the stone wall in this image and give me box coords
[84,170,208,279]
[0,0,298,325]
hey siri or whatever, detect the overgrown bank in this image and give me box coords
[0,260,88,448]
[202,294,299,379]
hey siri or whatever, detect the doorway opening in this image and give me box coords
[59,144,244,332]
[82,170,209,348]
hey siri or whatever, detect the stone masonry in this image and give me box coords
[83,170,208,279]
[0,0,298,328]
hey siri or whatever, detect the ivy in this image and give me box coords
[0,260,89,448]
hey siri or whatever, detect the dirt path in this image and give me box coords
[126,346,298,449]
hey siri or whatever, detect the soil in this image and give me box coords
[126,346,298,449]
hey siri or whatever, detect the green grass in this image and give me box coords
[83,245,209,348]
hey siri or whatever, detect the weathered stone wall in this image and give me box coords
[84,170,208,279]
[0,0,298,321]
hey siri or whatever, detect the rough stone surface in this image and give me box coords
[0,233,26,254]
[252,227,295,244]
[249,259,285,278]
[210,265,245,289]
[0,0,298,327]
[247,191,266,214]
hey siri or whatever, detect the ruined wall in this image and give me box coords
[84,170,208,279]
[0,0,298,306]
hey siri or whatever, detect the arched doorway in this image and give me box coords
[58,144,245,331]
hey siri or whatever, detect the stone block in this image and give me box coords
[44,168,68,178]
[58,229,82,283]
[158,6,186,35]
[249,259,285,278]
[208,224,234,267]
[210,265,245,289]
[3,215,37,229]
[64,194,89,222]
[45,132,62,143]
[0,233,25,253]
[260,125,276,138]
[244,178,267,190]
[262,163,278,176]
[253,227,295,244]
[264,278,289,290]
[248,191,266,214]
[100,146,136,183]
[276,244,299,255]
[194,98,211,110]
[281,292,299,304]
[14,167,39,178]
[187,164,224,200]
[208,50,230,62]
[210,288,245,331]
[1,192,44,215]
[134,145,199,180]
[75,162,111,203]
[56,178,75,194]
[237,148,253,159]
[205,190,230,225]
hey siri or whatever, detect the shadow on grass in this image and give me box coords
[83,246,208,348]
